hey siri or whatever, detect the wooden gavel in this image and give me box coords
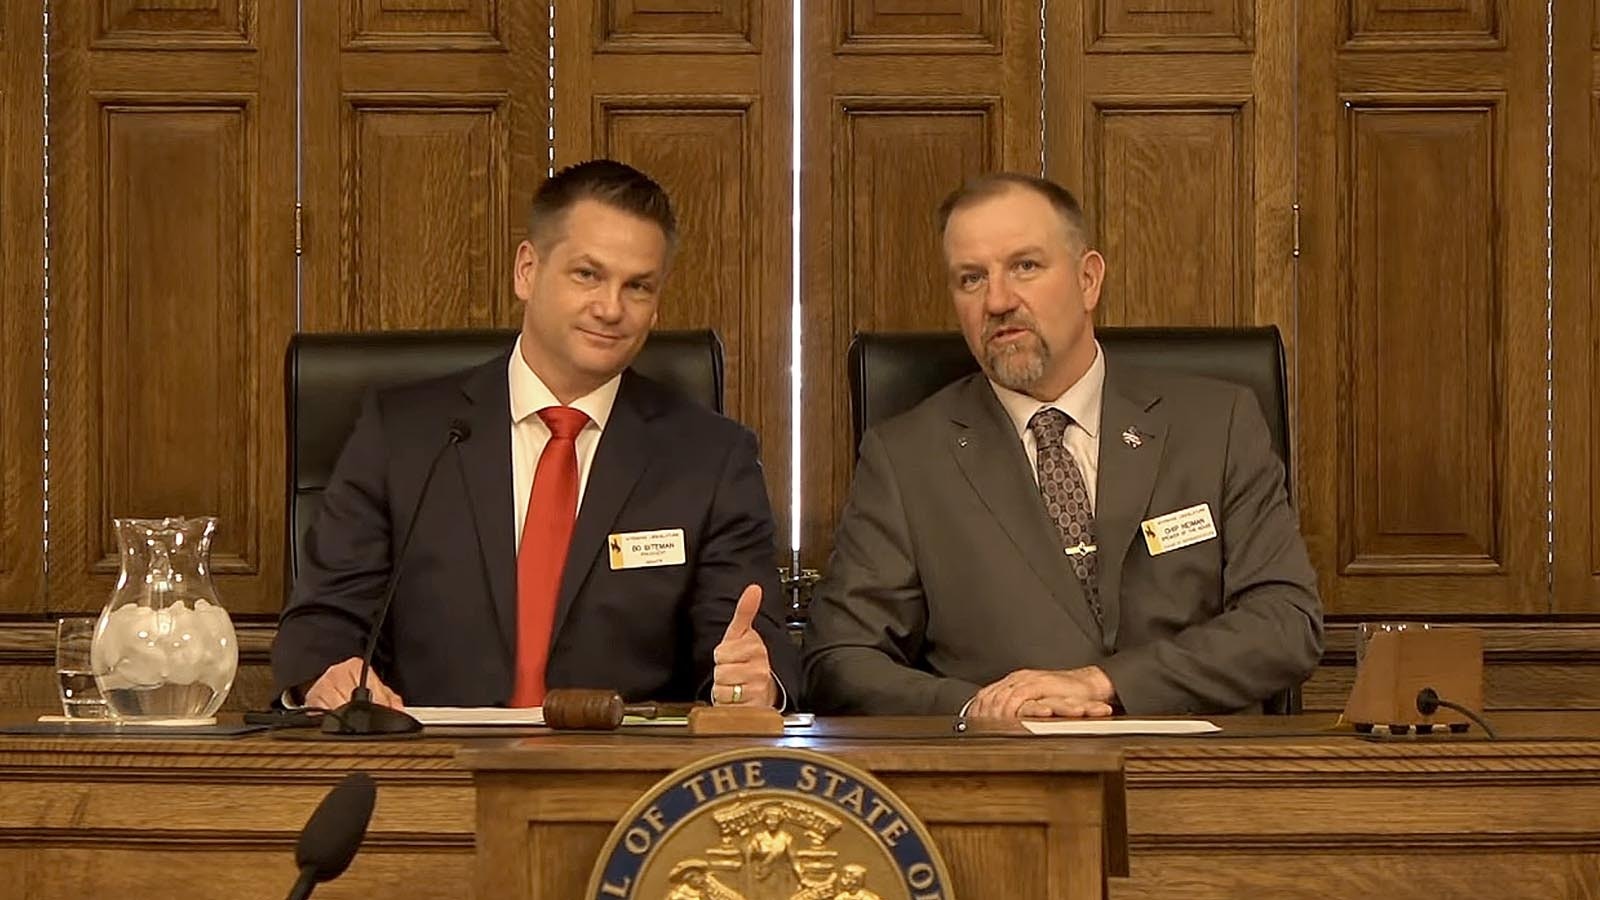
[542,688,700,730]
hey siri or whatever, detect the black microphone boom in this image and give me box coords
[286,771,377,900]
[321,420,472,738]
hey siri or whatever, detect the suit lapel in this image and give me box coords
[457,354,519,659]
[1093,363,1167,649]
[949,377,1103,643]
[550,371,656,643]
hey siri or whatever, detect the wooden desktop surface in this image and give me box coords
[1,712,1597,898]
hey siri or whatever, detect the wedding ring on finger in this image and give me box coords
[731,683,744,704]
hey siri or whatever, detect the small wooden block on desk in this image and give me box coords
[686,706,784,736]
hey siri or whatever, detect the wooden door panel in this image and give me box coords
[0,0,45,613]
[1298,0,1547,615]
[556,0,791,553]
[47,2,295,617]
[803,0,1040,564]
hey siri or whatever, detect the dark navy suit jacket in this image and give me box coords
[272,350,799,707]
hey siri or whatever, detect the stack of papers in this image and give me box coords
[409,707,545,726]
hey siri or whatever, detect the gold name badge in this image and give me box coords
[1141,502,1217,556]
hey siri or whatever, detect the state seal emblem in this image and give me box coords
[587,747,955,899]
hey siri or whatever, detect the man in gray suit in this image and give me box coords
[802,173,1323,717]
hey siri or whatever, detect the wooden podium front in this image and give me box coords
[457,719,1129,900]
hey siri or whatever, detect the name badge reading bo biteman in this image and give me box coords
[609,528,687,570]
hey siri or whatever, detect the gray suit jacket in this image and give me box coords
[802,361,1323,716]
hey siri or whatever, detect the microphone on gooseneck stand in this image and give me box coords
[286,771,377,900]
[321,420,471,738]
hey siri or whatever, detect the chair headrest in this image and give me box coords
[847,326,1289,474]
[286,328,724,491]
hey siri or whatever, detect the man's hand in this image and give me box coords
[711,584,778,707]
[968,666,1115,719]
[304,657,405,711]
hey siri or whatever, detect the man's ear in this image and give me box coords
[1079,249,1106,314]
[513,240,541,303]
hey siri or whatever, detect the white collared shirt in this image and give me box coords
[988,342,1106,514]
[508,335,622,548]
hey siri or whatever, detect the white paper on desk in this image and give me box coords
[408,707,546,726]
[1022,719,1221,736]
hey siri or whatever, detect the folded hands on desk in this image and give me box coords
[967,665,1117,718]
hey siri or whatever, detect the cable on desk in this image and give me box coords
[1416,688,1498,740]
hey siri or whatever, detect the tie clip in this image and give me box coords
[1064,543,1097,557]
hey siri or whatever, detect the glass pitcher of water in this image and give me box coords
[90,516,238,723]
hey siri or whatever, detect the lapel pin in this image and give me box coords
[1121,427,1144,449]
[958,437,969,448]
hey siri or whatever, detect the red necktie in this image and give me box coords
[510,406,591,707]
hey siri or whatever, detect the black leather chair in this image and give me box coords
[845,326,1301,714]
[284,328,724,588]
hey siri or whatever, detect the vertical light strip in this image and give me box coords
[1037,0,1046,175]
[1544,0,1555,593]
[1289,0,1301,490]
[789,0,803,561]
[40,0,52,575]
[547,3,557,176]
[294,1,303,330]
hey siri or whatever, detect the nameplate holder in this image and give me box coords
[1342,627,1484,732]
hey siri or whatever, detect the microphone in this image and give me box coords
[543,688,699,730]
[286,772,376,900]
[321,420,471,738]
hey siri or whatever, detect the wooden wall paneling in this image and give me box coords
[1086,99,1254,327]
[1347,100,1499,573]
[0,1,45,614]
[45,2,295,618]
[1300,622,1600,713]
[1341,0,1502,51]
[1044,0,1292,335]
[555,0,793,554]
[802,0,1042,566]
[299,3,544,333]
[0,621,276,712]
[345,0,500,50]
[1552,0,1600,608]
[1297,0,1548,615]
[1089,0,1254,53]
[1042,0,1297,552]
[92,0,253,50]
[339,96,507,330]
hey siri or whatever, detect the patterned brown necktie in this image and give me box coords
[1028,407,1102,624]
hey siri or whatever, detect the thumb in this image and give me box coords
[722,584,762,641]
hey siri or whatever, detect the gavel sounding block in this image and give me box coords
[686,706,784,736]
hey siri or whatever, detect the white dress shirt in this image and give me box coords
[508,335,621,547]
[989,342,1106,514]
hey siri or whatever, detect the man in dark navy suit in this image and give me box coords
[272,160,797,710]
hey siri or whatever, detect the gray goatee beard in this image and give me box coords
[985,331,1050,393]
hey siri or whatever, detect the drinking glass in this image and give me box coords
[57,617,111,719]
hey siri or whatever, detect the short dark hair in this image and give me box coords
[527,159,676,253]
[936,172,1090,248]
